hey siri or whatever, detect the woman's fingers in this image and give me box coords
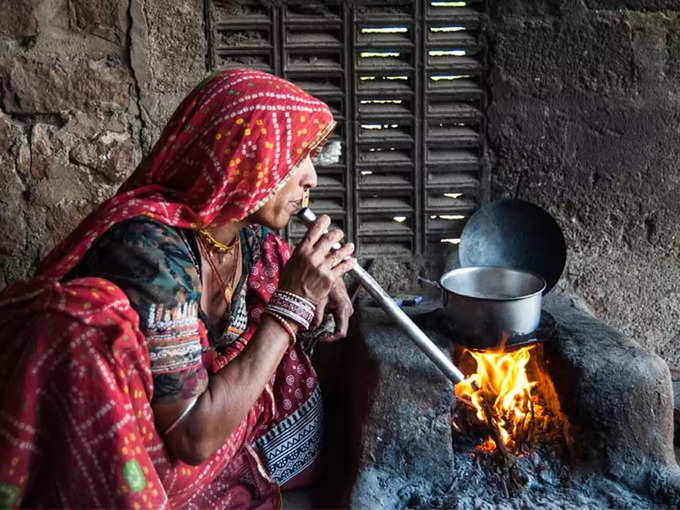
[302,215,331,248]
[313,228,345,256]
[324,242,354,268]
[330,256,356,278]
[311,295,328,329]
[280,216,354,304]
[321,294,352,343]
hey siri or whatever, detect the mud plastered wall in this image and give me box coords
[487,0,680,364]
[0,0,207,286]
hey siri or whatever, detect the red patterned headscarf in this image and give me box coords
[32,68,334,282]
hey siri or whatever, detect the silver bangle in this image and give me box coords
[276,290,317,310]
[265,303,312,330]
[162,396,198,435]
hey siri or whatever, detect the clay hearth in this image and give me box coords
[333,293,680,509]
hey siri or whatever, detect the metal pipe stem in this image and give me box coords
[296,208,466,385]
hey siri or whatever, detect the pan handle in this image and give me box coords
[296,208,466,385]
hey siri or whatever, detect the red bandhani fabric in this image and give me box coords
[0,68,334,508]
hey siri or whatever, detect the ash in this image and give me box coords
[446,430,663,510]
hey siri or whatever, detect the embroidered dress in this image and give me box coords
[0,68,334,509]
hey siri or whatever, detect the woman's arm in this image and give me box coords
[154,215,355,465]
[153,315,294,465]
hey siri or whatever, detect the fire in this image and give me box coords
[454,345,548,454]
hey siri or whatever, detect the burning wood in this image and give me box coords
[452,343,566,458]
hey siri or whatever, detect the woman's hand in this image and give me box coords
[278,215,355,304]
[312,278,354,342]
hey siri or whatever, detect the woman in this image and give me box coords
[0,69,355,508]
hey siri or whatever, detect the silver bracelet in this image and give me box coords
[162,396,198,435]
[267,291,316,330]
[265,303,312,330]
[276,290,317,310]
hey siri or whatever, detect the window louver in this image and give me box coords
[209,0,487,258]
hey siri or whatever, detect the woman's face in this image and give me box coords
[247,155,317,230]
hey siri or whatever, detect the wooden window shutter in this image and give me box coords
[208,0,487,258]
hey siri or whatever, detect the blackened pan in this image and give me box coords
[458,199,567,294]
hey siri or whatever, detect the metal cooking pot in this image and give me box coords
[440,266,546,350]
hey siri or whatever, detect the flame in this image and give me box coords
[475,437,498,453]
[454,345,541,453]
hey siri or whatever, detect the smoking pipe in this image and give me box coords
[296,207,466,385]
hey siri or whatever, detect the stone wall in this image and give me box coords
[0,0,207,287]
[2,0,679,366]
[487,0,680,364]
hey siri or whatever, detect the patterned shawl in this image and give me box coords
[0,68,334,508]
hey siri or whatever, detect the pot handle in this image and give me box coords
[417,276,447,306]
